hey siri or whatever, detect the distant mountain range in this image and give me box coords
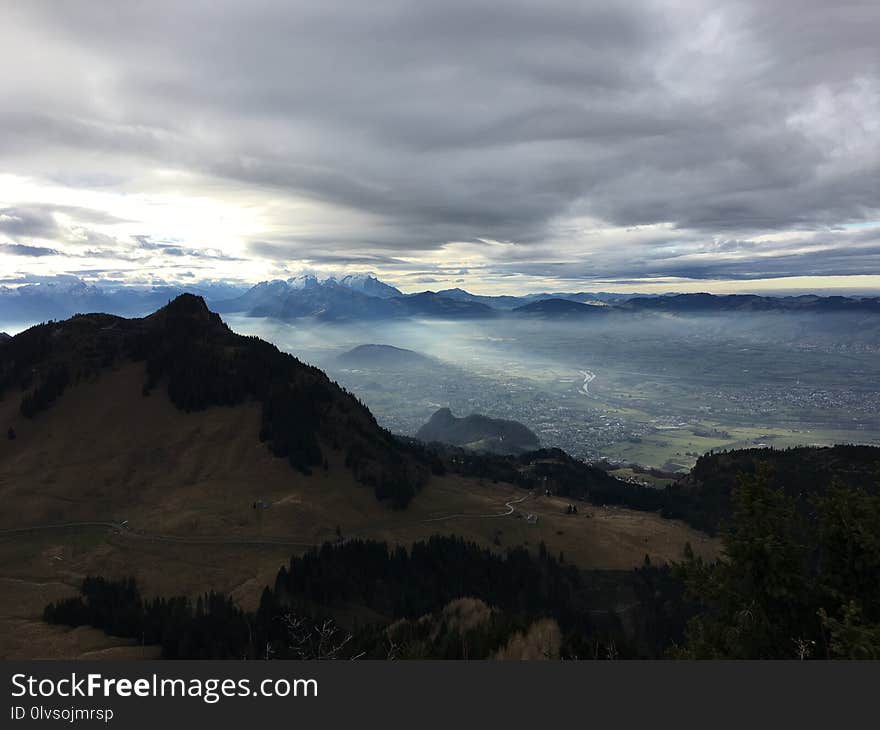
[621,293,880,314]
[511,298,610,318]
[4,273,880,325]
[416,407,540,455]
[0,276,247,324]
[208,274,880,321]
[212,275,494,321]
[436,288,634,309]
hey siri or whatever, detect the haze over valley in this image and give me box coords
[212,275,880,475]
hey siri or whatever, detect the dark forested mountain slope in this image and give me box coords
[664,445,880,533]
[0,294,432,507]
[416,407,540,455]
[430,444,649,504]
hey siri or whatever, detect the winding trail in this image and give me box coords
[421,492,532,523]
[0,491,536,545]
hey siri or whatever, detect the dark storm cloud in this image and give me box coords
[2,0,879,281]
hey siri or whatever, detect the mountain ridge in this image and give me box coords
[1,294,432,507]
[6,274,880,325]
[512,298,610,318]
[337,344,435,369]
[416,407,540,455]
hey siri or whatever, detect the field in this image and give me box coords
[0,363,716,658]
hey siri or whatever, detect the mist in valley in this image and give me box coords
[223,311,880,472]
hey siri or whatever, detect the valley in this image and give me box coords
[226,311,880,474]
[0,341,715,659]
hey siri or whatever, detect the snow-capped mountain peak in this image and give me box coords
[286,274,320,290]
[337,272,402,299]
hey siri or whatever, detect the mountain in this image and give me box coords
[554,292,649,304]
[334,273,402,298]
[337,344,435,369]
[435,289,639,310]
[258,281,403,321]
[0,332,10,343]
[400,292,496,318]
[196,275,880,324]
[0,276,248,322]
[9,276,880,329]
[622,292,880,314]
[416,407,540,455]
[212,275,325,316]
[0,294,430,508]
[211,278,305,315]
[436,445,659,505]
[0,277,122,321]
[431,289,880,317]
[512,298,610,318]
[215,276,495,320]
[435,288,537,310]
[663,444,880,534]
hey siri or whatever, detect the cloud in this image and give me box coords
[247,241,406,266]
[0,1,878,288]
[133,235,243,261]
[0,206,62,239]
[0,242,59,257]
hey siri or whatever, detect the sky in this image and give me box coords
[0,0,879,295]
